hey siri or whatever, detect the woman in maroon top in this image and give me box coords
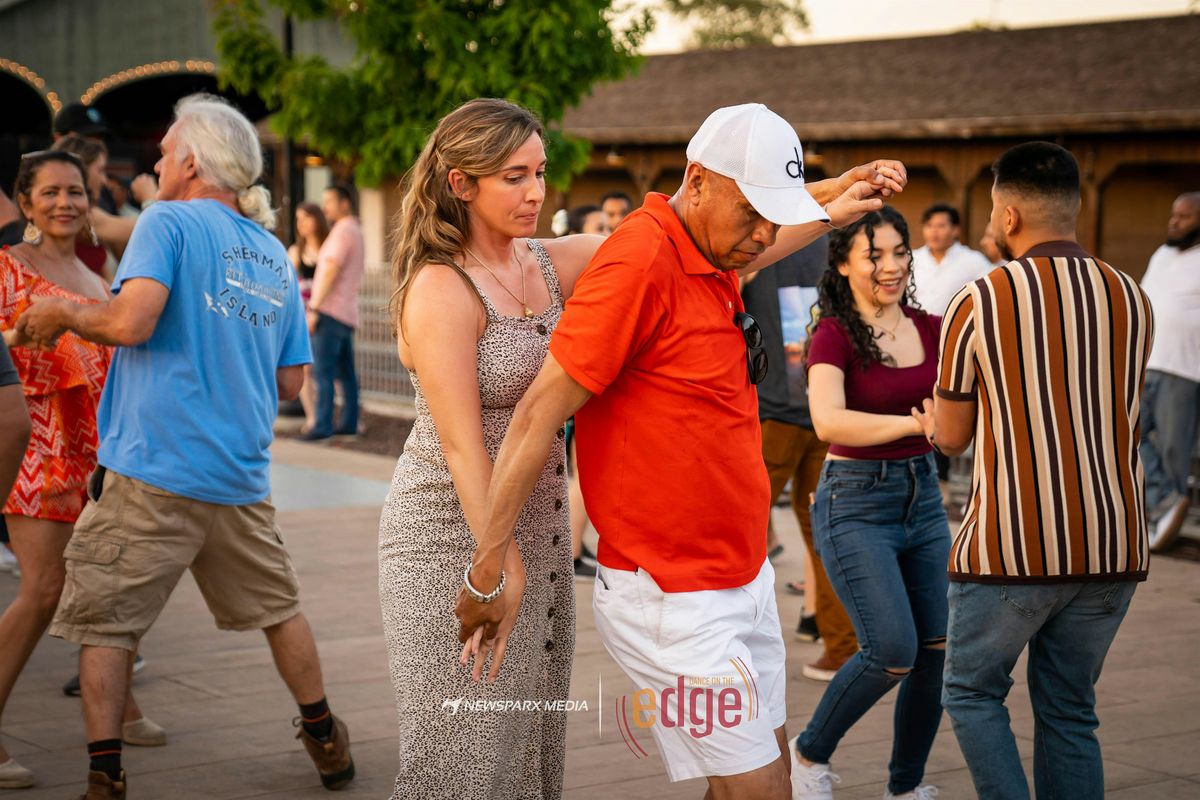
[789,206,951,800]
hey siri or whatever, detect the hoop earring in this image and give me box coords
[22,222,42,245]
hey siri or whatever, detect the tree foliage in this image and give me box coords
[662,0,808,49]
[213,0,652,187]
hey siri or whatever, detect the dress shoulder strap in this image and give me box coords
[526,239,564,307]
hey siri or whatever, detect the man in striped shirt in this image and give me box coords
[915,142,1154,800]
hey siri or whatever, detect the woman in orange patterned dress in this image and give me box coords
[0,151,155,789]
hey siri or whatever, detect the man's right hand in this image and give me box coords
[826,180,890,229]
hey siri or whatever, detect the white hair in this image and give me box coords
[172,93,276,229]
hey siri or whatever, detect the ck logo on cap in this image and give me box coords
[786,147,805,181]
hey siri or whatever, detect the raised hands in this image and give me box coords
[825,160,909,229]
[835,160,907,199]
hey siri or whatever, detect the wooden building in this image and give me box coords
[554,14,1200,278]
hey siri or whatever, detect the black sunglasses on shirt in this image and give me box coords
[734,311,768,385]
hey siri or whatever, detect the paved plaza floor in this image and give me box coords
[2,439,1199,798]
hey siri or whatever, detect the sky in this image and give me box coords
[634,0,1195,52]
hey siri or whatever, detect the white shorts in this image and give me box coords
[592,559,788,782]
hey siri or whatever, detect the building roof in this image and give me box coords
[563,15,1200,144]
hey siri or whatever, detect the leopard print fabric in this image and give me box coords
[378,239,575,799]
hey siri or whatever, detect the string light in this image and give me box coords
[0,57,60,112]
[80,59,216,105]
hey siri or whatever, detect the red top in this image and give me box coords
[806,305,941,460]
[0,250,111,521]
[550,193,769,592]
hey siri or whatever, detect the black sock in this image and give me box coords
[299,697,334,740]
[87,739,122,780]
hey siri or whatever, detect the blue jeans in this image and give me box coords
[1140,370,1199,513]
[943,580,1137,800]
[311,312,359,437]
[798,453,951,795]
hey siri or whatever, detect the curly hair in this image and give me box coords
[811,205,919,368]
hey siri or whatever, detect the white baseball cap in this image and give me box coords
[686,103,829,227]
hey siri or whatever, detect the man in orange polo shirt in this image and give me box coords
[458,104,906,798]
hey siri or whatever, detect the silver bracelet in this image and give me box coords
[462,564,506,604]
[823,203,838,229]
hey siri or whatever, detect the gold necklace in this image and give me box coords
[463,245,533,318]
[871,309,904,340]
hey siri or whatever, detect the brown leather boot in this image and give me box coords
[294,714,355,790]
[78,769,126,799]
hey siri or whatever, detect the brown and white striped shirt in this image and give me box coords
[937,241,1154,583]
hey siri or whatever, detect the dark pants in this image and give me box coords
[760,419,857,661]
[943,580,1136,799]
[798,453,951,795]
[311,312,359,437]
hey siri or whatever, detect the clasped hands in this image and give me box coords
[2,296,71,350]
[454,547,527,684]
[825,159,908,228]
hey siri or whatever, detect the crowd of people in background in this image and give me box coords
[0,88,1195,800]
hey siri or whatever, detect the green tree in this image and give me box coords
[213,0,652,187]
[661,0,808,49]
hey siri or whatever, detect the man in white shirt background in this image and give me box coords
[911,203,993,507]
[1140,191,1200,552]
[912,203,995,315]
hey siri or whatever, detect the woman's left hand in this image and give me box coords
[836,160,908,199]
[460,546,527,683]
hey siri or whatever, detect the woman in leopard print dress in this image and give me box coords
[378,100,608,798]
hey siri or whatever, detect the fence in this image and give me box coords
[354,267,414,405]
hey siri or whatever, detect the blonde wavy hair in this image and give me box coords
[390,98,543,333]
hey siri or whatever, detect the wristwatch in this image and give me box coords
[462,565,506,604]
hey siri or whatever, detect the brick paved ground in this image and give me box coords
[2,439,1198,798]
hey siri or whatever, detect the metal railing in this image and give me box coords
[354,268,414,404]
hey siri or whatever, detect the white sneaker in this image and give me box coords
[885,786,939,799]
[1149,493,1189,553]
[0,758,36,789]
[790,735,841,799]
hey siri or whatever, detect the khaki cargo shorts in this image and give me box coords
[50,467,301,651]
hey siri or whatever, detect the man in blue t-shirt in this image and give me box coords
[16,95,354,798]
